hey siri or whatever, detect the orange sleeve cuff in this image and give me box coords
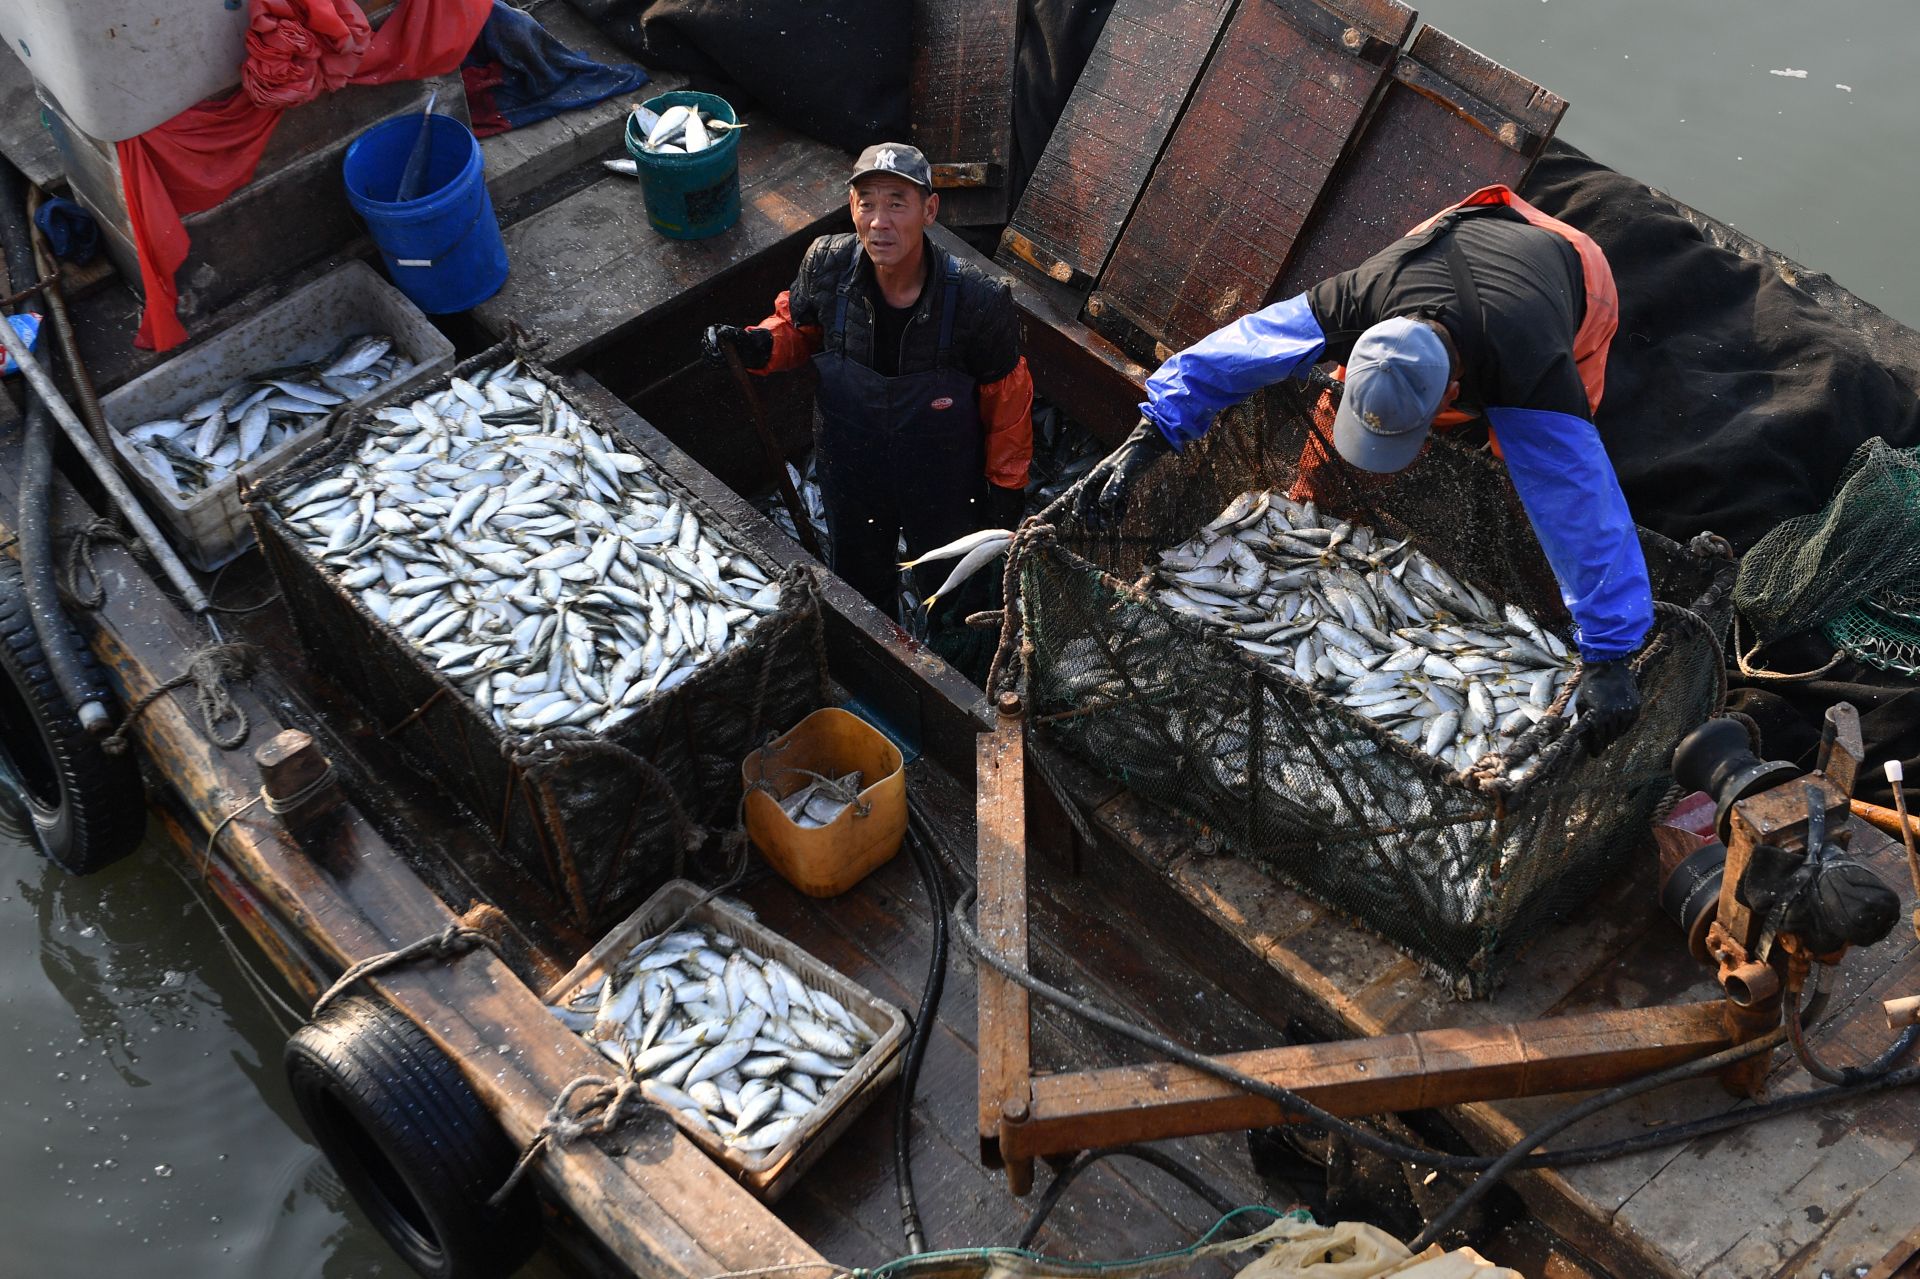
[981,356,1035,489]
[752,290,823,375]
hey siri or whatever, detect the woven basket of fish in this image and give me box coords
[247,342,830,936]
[542,878,907,1200]
[102,260,455,571]
[1002,380,1737,995]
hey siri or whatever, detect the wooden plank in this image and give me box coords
[911,0,1018,226]
[1271,24,1568,297]
[471,117,848,366]
[995,0,1237,308]
[1007,1001,1733,1159]
[976,706,1033,1190]
[1089,0,1415,359]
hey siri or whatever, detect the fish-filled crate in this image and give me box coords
[249,346,830,934]
[102,260,454,571]
[1018,383,1733,994]
[543,879,906,1200]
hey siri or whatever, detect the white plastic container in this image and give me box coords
[543,879,909,1201]
[102,260,454,571]
[0,1,248,142]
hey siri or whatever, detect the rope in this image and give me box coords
[101,642,259,756]
[488,1072,655,1209]
[309,923,504,1020]
[1732,611,1846,682]
[987,521,1054,699]
[62,517,146,610]
[262,762,338,815]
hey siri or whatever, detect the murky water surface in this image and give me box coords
[4,6,1917,1276]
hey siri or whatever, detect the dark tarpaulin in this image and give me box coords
[1520,142,1920,801]
[1012,0,1118,203]
[560,0,908,152]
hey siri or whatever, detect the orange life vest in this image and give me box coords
[1407,184,1618,423]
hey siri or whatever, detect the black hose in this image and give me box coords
[0,160,108,732]
[1015,1144,1249,1250]
[1785,979,1920,1086]
[896,816,949,1254]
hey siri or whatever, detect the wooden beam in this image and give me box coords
[1002,1000,1735,1160]
[1272,23,1568,297]
[995,0,1237,309]
[911,0,1018,226]
[976,696,1034,1193]
[1089,0,1415,360]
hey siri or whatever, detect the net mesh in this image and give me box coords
[1003,380,1733,994]
[1735,438,1920,646]
[247,344,830,937]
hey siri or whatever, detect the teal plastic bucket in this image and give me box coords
[624,91,742,240]
[342,114,508,313]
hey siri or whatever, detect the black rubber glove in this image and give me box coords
[1073,419,1172,530]
[701,323,774,370]
[984,483,1028,530]
[1577,659,1641,757]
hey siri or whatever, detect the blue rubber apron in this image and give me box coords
[812,252,987,620]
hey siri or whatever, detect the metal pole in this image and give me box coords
[0,314,209,612]
[719,341,825,561]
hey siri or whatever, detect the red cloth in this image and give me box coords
[118,0,491,350]
[461,63,511,138]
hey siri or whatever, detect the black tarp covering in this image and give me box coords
[561,0,909,152]
[1521,143,1920,802]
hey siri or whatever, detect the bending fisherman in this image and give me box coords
[1079,185,1650,755]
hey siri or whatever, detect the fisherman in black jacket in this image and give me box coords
[703,144,1034,642]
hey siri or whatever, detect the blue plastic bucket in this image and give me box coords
[342,114,508,313]
[624,91,742,241]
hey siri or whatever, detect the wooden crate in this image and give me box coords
[543,879,909,1202]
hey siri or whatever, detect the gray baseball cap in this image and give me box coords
[849,142,933,191]
[1330,317,1452,474]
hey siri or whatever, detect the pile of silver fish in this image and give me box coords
[1148,489,1574,772]
[274,360,782,738]
[630,102,743,156]
[122,333,411,501]
[775,770,864,830]
[549,922,878,1155]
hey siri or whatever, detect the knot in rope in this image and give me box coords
[102,642,259,756]
[489,1072,654,1209]
[310,923,502,1020]
[64,517,146,610]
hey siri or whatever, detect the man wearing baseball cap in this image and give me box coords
[703,142,1033,665]
[1076,185,1651,756]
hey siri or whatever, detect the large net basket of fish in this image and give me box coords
[1002,382,1734,993]
[248,343,829,935]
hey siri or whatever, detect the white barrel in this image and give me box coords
[0,0,247,142]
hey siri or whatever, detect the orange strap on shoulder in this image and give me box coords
[1410,184,1618,414]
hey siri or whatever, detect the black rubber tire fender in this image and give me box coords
[285,995,542,1279]
[0,556,144,873]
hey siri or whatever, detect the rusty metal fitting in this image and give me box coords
[996,691,1024,720]
[1721,961,1779,1008]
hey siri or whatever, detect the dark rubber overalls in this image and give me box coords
[812,252,990,629]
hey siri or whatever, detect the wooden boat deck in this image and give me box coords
[2,3,1917,1275]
